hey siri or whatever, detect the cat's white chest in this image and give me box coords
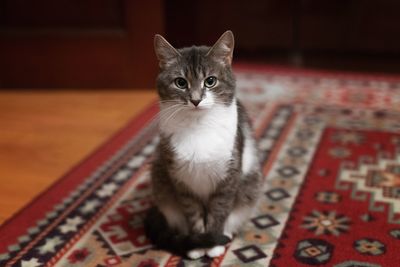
[161,102,238,199]
[172,122,234,163]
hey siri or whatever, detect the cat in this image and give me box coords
[144,31,262,259]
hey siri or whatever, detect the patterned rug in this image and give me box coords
[1,64,400,267]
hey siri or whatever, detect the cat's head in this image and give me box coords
[154,31,236,111]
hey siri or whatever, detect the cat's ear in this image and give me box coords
[154,34,181,68]
[206,31,235,66]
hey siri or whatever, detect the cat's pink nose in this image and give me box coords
[190,100,201,107]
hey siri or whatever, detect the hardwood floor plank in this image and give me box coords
[0,89,157,225]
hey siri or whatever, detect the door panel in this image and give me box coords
[0,1,164,88]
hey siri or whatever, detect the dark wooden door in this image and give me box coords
[0,0,164,88]
[299,0,400,53]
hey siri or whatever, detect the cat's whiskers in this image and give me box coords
[159,100,183,105]
[159,101,186,113]
[139,103,184,130]
[161,106,187,126]
[151,104,185,129]
[158,103,182,114]
[154,104,180,122]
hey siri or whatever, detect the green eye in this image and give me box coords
[174,77,188,89]
[204,76,217,88]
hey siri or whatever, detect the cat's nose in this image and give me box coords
[190,99,201,107]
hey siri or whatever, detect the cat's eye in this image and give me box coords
[204,76,217,88]
[174,77,188,89]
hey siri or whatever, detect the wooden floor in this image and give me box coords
[0,89,157,225]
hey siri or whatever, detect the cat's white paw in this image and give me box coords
[187,249,206,259]
[206,245,225,258]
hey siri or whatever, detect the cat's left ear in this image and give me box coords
[154,34,181,69]
[206,31,235,66]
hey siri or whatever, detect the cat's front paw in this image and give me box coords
[206,245,225,258]
[187,248,206,259]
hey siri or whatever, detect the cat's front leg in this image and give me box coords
[204,176,237,258]
[206,175,237,234]
[206,193,235,234]
[204,196,235,258]
[177,193,206,234]
[177,193,207,259]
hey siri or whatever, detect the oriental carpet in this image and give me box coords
[1,64,400,267]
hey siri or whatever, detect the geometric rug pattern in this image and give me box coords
[1,64,400,266]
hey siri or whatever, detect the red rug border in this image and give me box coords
[0,100,159,251]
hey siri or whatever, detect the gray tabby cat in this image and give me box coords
[145,31,262,259]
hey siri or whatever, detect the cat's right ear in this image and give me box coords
[154,34,180,69]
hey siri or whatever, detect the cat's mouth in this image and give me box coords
[188,101,215,111]
[190,105,211,112]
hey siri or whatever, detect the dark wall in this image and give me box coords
[1,0,400,88]
[165,0,400,72]
[165,0,293,50]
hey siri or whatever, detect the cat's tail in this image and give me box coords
[143,206,230,256]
